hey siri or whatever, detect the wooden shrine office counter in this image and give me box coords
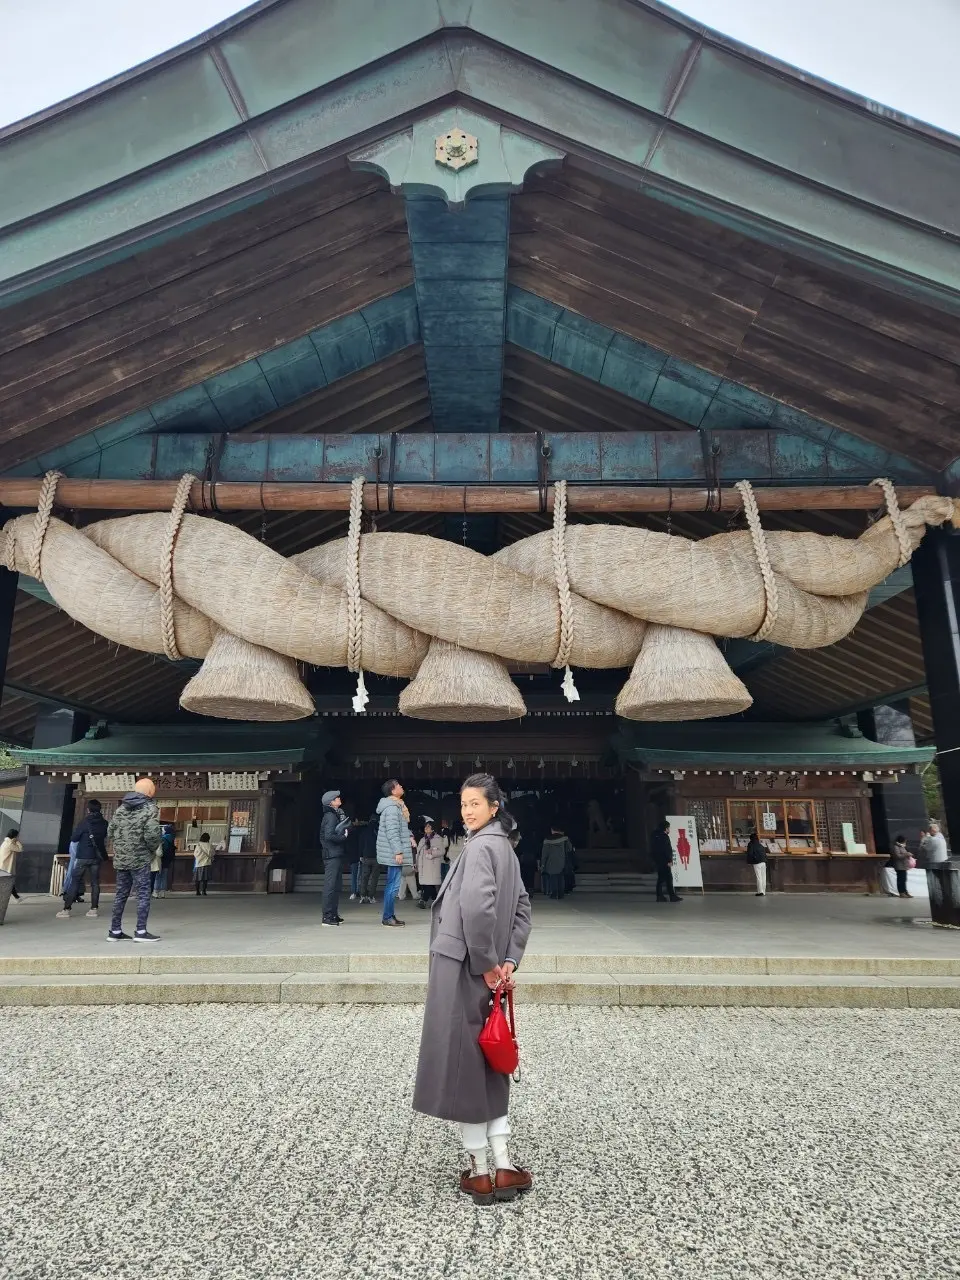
[701,852,885,893]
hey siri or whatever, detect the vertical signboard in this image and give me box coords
[666,814,704,890]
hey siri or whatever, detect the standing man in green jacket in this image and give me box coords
[107,778,163,943]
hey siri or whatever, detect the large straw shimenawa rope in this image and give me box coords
[3,473,956,722]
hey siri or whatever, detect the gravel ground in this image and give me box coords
[1,1005,956,1280]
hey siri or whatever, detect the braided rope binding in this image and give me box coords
[871,478,911,568]
[346,476,369,713]
[735,479,780,643]
[160,474,196,662]
[30,471,63,581]
[552,480,580,701]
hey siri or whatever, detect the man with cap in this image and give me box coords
[319,790,351,927]
[106,777,163,942]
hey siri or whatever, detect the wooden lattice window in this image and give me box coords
[690,798,728,851]
[813,800,829,850]
[826,800,862,852]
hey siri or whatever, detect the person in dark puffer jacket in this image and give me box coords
[106,778,162,942]
[57,799,109,920]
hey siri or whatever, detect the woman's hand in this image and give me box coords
[483,963,516,991]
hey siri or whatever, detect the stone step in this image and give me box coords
[3,953,958,977]
[1,968,959,1008]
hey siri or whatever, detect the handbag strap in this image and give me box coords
[496,982,517,1038]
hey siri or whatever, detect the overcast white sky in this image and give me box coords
[0,0,958,134]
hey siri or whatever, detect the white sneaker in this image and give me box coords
[349,893,358,901]
[55,909,71,919]
[86,908,99,918]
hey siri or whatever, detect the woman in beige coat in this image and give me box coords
[0,828,23,901]
[415,821,445,908]
[412,774,532,1205]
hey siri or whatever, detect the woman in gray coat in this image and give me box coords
[412,774,533,1205]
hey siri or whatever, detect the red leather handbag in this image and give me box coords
[479,983,520,1078]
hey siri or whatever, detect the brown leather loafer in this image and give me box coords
[459,1169,495,1206]
[494,1167,534,1200]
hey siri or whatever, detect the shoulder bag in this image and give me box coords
[479,982,520,1079]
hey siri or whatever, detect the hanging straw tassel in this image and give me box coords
[552,480,580,703]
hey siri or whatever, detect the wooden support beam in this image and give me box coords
[0,479,940,514]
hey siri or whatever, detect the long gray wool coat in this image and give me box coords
[413,820,532,1124]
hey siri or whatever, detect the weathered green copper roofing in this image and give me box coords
[3,0,960,307]
[613,721,934,770]
[12,722,332,770]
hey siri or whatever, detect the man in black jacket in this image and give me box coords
[57,799,109,919]
[319,790,351,927]
[650,818,682,904]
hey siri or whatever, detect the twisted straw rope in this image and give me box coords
[552,479,575,670]
[735,479,780,643]
[160,474,197,662]
[346,476,364,674]
[29,470,62,581]
[871,478,911,568]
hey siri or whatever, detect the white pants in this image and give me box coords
[459,1115,509,1149]
[752,862,767,894]
[397,870,418,901]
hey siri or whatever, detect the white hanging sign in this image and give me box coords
[84,773,137,793]
[208,771,260,791]
[666,815,704,890]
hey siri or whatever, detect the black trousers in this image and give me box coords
[359,858,380,898]
[655,863,676,899]
[896,868,909,894]
[322,854,344,921]
[64,859,100,909]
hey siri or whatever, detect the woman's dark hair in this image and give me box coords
[382,778,401,798]
[460,773,516,833]
[87,799,102,812]
[7,828,18,838]
[199,832,211,842]
[895,832,907,843]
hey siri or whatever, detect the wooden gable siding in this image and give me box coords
[511,169,960,466]
[0,168,412,470]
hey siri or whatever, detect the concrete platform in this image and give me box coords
[1,886,955,960]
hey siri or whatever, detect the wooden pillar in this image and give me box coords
[912,529,960,847]
[858,704,928,856]
[18,712,89,891]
